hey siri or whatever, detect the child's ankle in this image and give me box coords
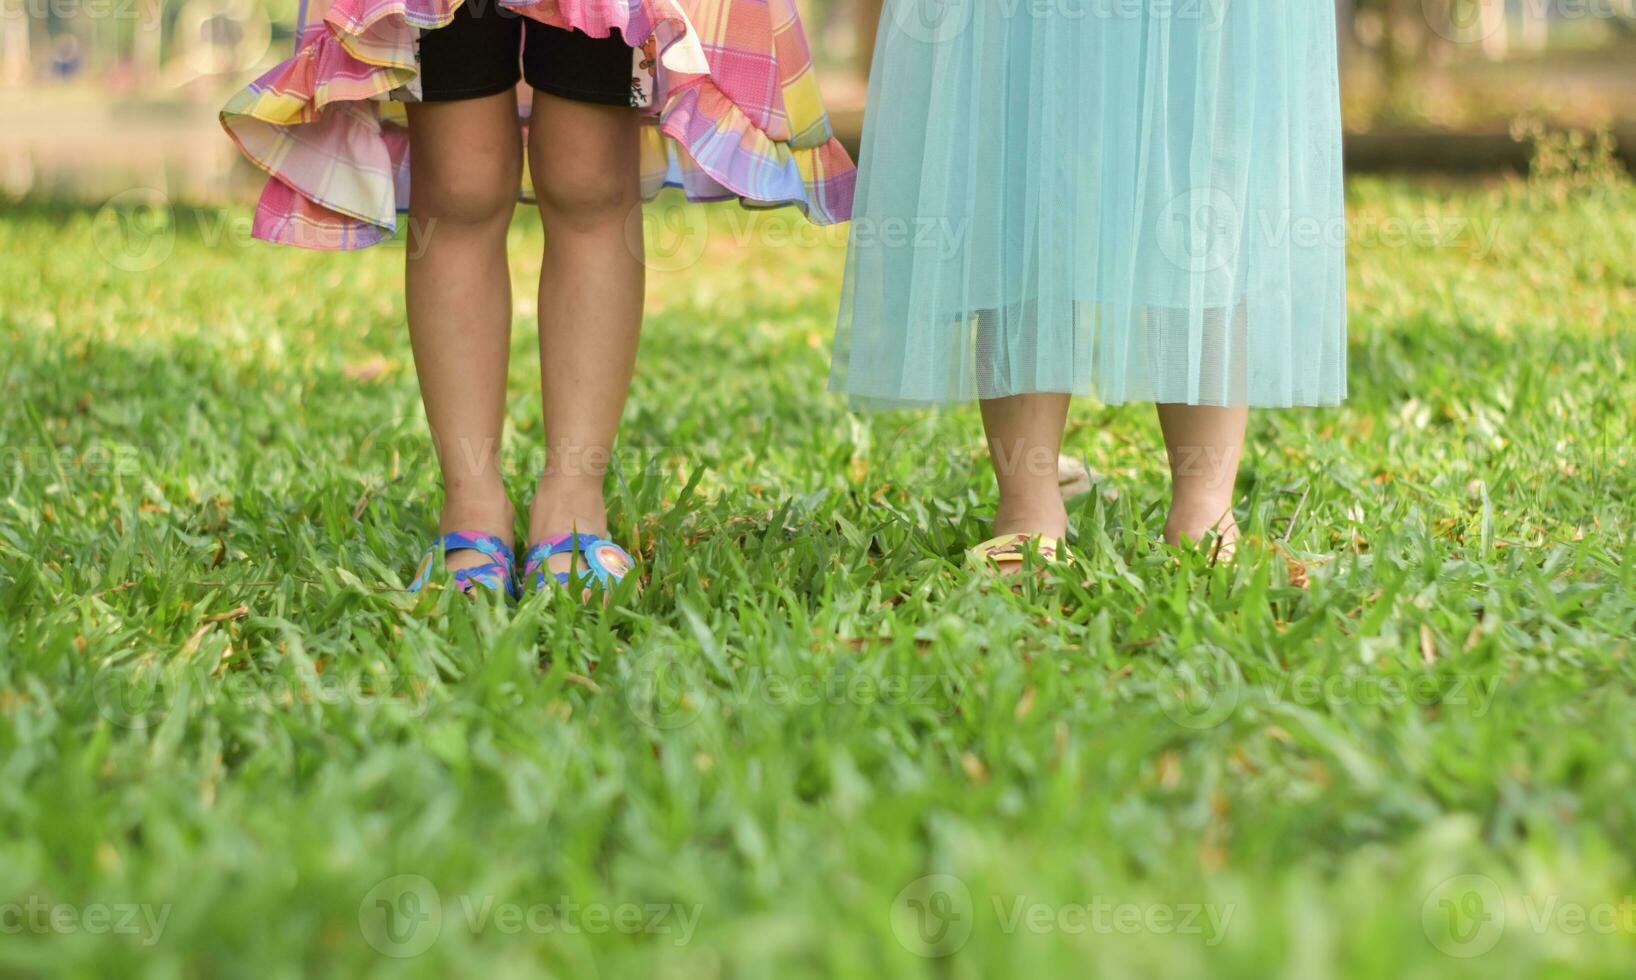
[993,496,1068,539]
[1164,499,1238,547]
[528,477,608,538]
[439,491,516,542]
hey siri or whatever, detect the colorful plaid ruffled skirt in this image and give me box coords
[220,0,857,249]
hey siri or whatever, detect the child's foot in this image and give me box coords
[1164,504,1240,558]
[993,499,1069,543]
[528,484,605,562]
[979,501,1069,576]
[524,482,631,595]
[439,496,517,576]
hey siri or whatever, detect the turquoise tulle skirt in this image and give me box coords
[831,0,1348,409]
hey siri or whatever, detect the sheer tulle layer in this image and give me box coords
[220,0,856,249]
[831,1,1347,409]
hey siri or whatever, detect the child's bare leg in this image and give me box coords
[525,91,643,569]
[1156,404,1247,548]
[980,394,1072,540]
[405,91,523,570]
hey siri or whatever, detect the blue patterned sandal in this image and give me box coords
[407,531,519,599]
[522,532,636,599]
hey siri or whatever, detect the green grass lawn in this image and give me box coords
[3,164,1636,978]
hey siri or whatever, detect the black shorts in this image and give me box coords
[416,1,635,107]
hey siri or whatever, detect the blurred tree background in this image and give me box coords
[1341,0,1636,125]
[4,0,1634,116]
[1,0,1633,198]
[0,0,285,94]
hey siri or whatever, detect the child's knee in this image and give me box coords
[533,166,637,233]
[411,172,519,227]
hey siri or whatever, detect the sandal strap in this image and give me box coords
[523,533,636,589]
[527,533,603,562]
[969,533,1065,567]
[408,531,518,597]
[436,531,516,564]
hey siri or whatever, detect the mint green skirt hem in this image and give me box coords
[831,0,1349,410]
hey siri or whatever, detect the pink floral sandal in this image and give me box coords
[522,533,637,599]
[407,531,519,599]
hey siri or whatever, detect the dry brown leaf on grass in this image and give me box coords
[1014,686,1037,720]
[1057,454,1093,498]
[1157,751,1182,788]
[342,356,390,382]
[202,606,249,626]
[185,606,250,659]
